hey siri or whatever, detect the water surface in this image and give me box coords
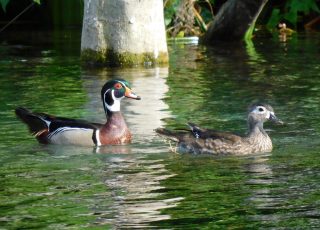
[0,30,320,229]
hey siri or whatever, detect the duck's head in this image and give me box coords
[278,22,287,29]
[101,79,141,115]
[247,103,283,126]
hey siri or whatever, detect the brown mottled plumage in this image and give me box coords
[156,103,283,155]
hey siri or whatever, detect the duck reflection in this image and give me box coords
[244,154,280,222]
[96,155,182,228]
[80,67,182,227]
[124,71,171,139]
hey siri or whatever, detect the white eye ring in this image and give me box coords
[256,106,265,113]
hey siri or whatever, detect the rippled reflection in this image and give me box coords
[80,67,182,227]
[244,151,320,227]
[97,155,182,228]
[244,154,277,220]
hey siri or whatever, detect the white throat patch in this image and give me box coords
[104,89,122,112]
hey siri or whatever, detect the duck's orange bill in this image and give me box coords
[125,87,141,100]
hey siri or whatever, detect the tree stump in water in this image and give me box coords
[81,0,168,67]
[201,0,268,44]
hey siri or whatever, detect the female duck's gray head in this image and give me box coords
[101,79,141,116]
[248,103,283,127]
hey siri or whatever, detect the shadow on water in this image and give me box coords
[0,30,320,228]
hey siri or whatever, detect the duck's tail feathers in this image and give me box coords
[155,128,181,142]
[15,107,50,136]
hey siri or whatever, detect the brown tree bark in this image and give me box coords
[201,0,268,44]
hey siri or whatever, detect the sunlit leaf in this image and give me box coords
[165,18,172,26]
[33,0,41,4]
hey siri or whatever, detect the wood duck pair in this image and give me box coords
[15,79,141,146]
[156,103,283,155]
[16,81,282,155]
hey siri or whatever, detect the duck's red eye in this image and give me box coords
[114,83,122,89]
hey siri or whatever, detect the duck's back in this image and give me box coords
[156,128,242,155]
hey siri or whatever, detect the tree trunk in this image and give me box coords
[201,0,268,44]
[81,0,168,67]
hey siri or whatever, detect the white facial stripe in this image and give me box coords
[39,116,51,128]
[95,129,101,146]
[103,88,111,112]
[104,89,121,112]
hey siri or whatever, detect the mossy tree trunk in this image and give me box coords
[201,0,268,44]
[81,0,168,67]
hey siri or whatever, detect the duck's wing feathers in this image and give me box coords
[48,115,103,131]
[187,122,242,143]
[156,122,242,145]
[155,127,197,143]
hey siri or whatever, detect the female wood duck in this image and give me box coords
[278,22,295,42]
[15,79,141,146]
[278,22,294,35]
[156,103,283,155]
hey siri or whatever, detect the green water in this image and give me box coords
[0,30,320,229]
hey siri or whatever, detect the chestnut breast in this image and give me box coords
[99,112,132,145]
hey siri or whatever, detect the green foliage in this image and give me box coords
[0,0,40,12]
[164,0,181,26]
[164,0,215,37]
[285,0,320,25]
[0,0,9,12]
[164,0,215,26]
[267,0,320,29]
[266,8,281,29]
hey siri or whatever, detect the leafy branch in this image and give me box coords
[0,0,40,12]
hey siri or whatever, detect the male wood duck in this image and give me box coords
[156,103,283,155]
[15,79,141,146]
